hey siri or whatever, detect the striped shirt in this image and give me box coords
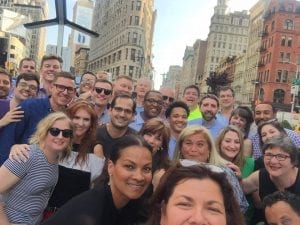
[3,145,58,225]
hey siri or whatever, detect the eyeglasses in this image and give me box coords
[18,82,38,92]
[162,95,174,103]
[113,106,133,114]
[145,98,163,106]
[48,127,73,138]
[53,84,75,94]
[179,159,225,174]
[94,87,112,95]
[264,153,290,161]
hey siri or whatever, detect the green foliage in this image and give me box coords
[281,120,293,130]
[205,72,232,95]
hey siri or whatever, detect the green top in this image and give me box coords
[188,106,203,121]
[242,156,255,178]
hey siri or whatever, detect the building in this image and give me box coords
[88,0,156,82]
[74,47,90,75]
[46,44,71,71]
[162,65,182,98]
[256,0,300,111]
[202,0,250,93]
[68,0,94,70]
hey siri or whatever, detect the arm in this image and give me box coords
[243,139,252,157]
[9,144,30,163]
[241,170,259,194]
[0,107,24,128]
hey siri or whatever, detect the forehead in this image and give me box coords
[118,145,152,161]
[18,78,38,85]
[137,79,151,86]
[115,97,134,107]
[185,132,206,141]
[147,92,162,99]
[116,78,132,86]
[95,81,112,89]
[82,73,95,79]
[55,77,75,85]
[171,107,187,115]
[201,97,218,105]
[42,59,61,66]
[52,118,71,128]
[219,89,233,96]
[184,87,198,94]
[265,145,286,153]
[255,104,273,112]
[224,130,239,138]
[160,88,175,97]
[22,60,35,66]
[0,73,10,80]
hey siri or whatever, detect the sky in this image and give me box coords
[45,0,258,88]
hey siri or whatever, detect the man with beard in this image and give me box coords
[165,101,189,159]
[251,103,300,159]
[188,94,226,138]
[95,95,136,158]
[0,68,11,100]
[129,90,163,132]
[134,77,152,114]
[38,55,63,98]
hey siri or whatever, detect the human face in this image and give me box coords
[72,108,91,139]
[50,77,76,109]
[161,178,226,225]
[182,88,199,108]
[92,81,112,107]
[40,59,61,82]
[181,133,210,163]
[220,131,241,162]
[135,79,151,98]
[113,78,133,97]
[0,73,11,99]
[110,98,134,129]
[144,92,163,118]
[19,60,36,74]
[168,107,187,134]
[200,98,219,122]
[160,88,175,111]
[96,71,108,80]
[14,79,38,101]
[229,114,247,131]
[143,132,162,153]
[265,201,300,225]
[44,119,72,153]
[219,89,234,109]
[80,73,96,93]
[263,146,294,178]
[108,145,152,208]
[255,104,274,125]
[261,124,281,144]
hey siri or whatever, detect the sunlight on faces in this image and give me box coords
[265,201,300,225]
[160,178,226,225]
[108,145,152,207]
[40,59,61,82]
[168,107,188,134]
[261,124,282,144]
[15,79,38,100]
[92,81,112,106]
[109,98,135,129]
[181,133,210,163]
[143,132,162,153]
[219,89,234,108]
[254,104,274,125]
[220,131,241,162]
[229,115,247,131]
[50,77,76,108]
[113,78,133,97]
[182,88,199,107]
[19,60,36,74]
[72,108,92,139]
[200,98,218,121]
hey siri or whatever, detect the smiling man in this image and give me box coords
[0,68,11,100]
[182,85,202,121]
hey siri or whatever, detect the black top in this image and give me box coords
[96,124,136,158]
[42,183,148,225]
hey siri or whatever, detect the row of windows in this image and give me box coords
[265,19,294,33]
[259,89,286,104]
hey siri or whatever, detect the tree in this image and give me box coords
[205,72,232,95]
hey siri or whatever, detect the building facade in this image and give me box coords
[74,47,90,75]
[88,0,155,82]
[46,44,71,71]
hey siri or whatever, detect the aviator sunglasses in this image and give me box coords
[162,95,174,103]
[94,87,112,95]
[48,127,73,138]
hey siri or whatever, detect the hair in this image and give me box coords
[257,120,287,147]
[199,94,220,108]
[165,101,190,118]
[80,71,96,82]
[215,125,245,169]
[19,57,35,68]
[52,71,75,83]
[229,106,254,138]
[262,136,299,166]
[183,84,200,97]
[29,112,73,157]
[115,75,133,82]
[144,90,162,101]
[16,73,40,89]
[172,125,227,166]
[110,94,136,114]
[40,55,63,68]
[263,191,300,216]
[139,118,171,171]
[145,165,245,225]
[94,135,152,186]
[94,78,113,89]
[0,67,12,83]
[255,102,276,113]
[218,86,235,97]
[66,101,98,165]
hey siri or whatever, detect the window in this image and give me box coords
[287,37,292,47]
[271,21,275,31]
[282,70,288,83]
[279,52,284,62]
[281,35,286,46]
[134,16,139,25]
[284,19,293,30]
[136,1,141,10]
[276,70,282,82]
[130,49,136,61]
[132,32,138,44]
[285,53,291,62]
[273,89,285,103]
[129,66,134,77]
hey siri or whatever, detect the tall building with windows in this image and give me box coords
[202,0,250,93]
[88,0,155,82]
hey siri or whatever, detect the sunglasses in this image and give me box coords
[162,95,174,103]
[179,159,224,174]
[48,127,73,138]
[94,87,112,95]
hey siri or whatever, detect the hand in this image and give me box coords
[9,144,30,163]
[152,169,166,191]
[226,162,242,180]
[79,90,92,100]
[0,107,24,128]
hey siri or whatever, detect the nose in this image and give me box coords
[187,207,207,224]
[133,169,145,181]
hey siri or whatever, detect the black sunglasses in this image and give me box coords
[94,87,112,95]
[162,95,174,103]
[48,127,73,138]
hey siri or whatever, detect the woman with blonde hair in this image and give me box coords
[0,112,73,225]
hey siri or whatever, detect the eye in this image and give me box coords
[176,201,192,208]
[143,166,152,173]
[208,207,223,214]
[124,164,135,170]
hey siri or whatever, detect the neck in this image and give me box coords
[107,123,128,138]
[49,98,65,112]
[189,104,198,111]
[271,167,298,191]
[42,145,60,164]
[42,80,51,95]
[171,130,179,139]
[10,97,21,109]
[136,96,144,105]
[202,118,216,127]
[221,107,233,119]
[140,111,150,121]
[110,181,129,209]
[94,104,106,115]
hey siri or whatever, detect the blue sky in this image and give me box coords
[45,0,258,88]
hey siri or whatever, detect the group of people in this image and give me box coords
[0,55,299,225]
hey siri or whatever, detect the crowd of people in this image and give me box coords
[0,55,299,225]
